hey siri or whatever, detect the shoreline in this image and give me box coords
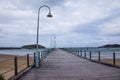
[0,54,16,60]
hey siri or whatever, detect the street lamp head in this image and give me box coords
[47,12,53,17]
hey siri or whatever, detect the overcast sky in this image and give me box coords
[0,0,120,47]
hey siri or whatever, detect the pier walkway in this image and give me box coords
[19,49,120,80]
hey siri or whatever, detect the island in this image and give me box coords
[99,44,120,48]
[0,44,46,49]
[21,44,46,49]
[0,47,21,50]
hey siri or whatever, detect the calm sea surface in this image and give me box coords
[68,47,120,59]
[0,48,120,59]
[0,49,44,55]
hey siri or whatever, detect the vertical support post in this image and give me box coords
[84,50,86,58]
[43,51,44,59]
[98,51,101,62]
[14,56,18,75]
[27,54,29,67]
[38,52,40,65]
[34,52,36,65]
[40,51,42,59]
[78,50,79,56]
[73,50,75,55]
[113,52,116,65]
[90,51,92,60]
[45,50,47,58]
[81,50,82,57]
[38,52,40,61]
[75,50,76,55]
[77,50,78,56]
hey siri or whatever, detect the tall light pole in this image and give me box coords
[50,34,56,50]
[54,35,56,49]
[36,5,53,67]
[50,35,53,51]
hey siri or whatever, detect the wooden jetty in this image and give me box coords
[19,49,120,80]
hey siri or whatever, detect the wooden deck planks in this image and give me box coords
[19,49,120,80]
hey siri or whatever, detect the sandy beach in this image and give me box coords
[95,58,120,66]
[0,54,34,80]
[101,58,120,66]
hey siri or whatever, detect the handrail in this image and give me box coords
[0,68,14,75]
[63,48,120,68]
[0,58,14,62]
[0,48,52,79]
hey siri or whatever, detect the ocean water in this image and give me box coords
[66,47,120,59]
[0,47,120,59]
[0,49,46,55]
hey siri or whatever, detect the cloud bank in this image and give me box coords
[0,0,120,47]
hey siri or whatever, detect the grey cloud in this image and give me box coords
[0,29,6,38]
[19,0,65,10]
[73,8,120,35]
[0,0,120,47]
[0,15,17,24]
[0,29,2,32]
[106,33,120,37]
[0,35,5,38]
[72,24,99,35]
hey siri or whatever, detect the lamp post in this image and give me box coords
[50,34,56,51]
[53,35,56,49]
[50,35,53,51]
[36,5,53,67]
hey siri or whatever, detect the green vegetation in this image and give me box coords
[21,44,46,49]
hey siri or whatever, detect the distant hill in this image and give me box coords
[99,44,120,48]
[0,47,20,50]
[21,44,46,49]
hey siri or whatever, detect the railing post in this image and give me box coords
[40,51,42,59]
[14,56,18,76]
[46,50,48,58]
[38,52,40,65]
[90,51,92,60]
[113,52,116,65]
[34,52,36,65]
[73,50,74,54]
[27,54,29,67]
[73,50,75,55]
[38,52,40,61]
[98,51,101,62]
[42,51,44,59]
[81,50,82,57]
[44,50,46,58]
[78,50,79,56]
[84,50,86,58]
[75,50,77,55]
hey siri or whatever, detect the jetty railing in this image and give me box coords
[0,49,51,80]
[62,48,120,68]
